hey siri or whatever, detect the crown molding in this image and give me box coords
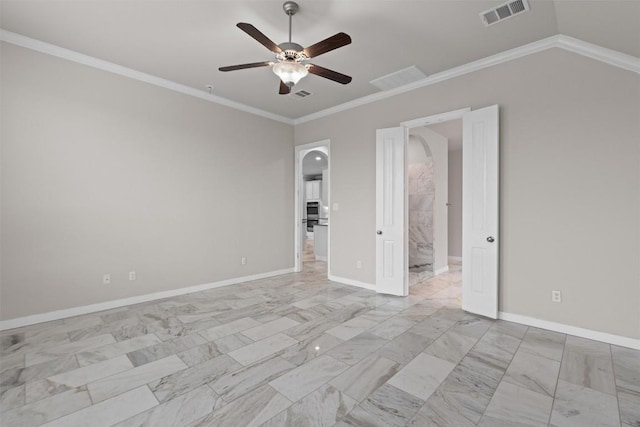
[293,35,640,125]
[556,34,640,74]
[294,35,559,125]
[1,29,637,127]
[0,29,295,125]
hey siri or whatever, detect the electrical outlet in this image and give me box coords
[103,274,111,285]
[356,260,362,269]
[129,271,136,281]
[241,257,247,265]
[551,290,562,303]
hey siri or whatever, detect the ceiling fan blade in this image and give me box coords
[303,32,351,58]
[237,23,282,53]
[279,80,291,95]
[219,61,272,72]
[307,64,352,84]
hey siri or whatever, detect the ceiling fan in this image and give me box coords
[219,1,352,95]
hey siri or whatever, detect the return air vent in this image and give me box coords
[480,0,530,27]
[294,89,312,98]
[370,65,428,91]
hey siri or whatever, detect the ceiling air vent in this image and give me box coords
[370,65,427,91]
[480,0,530,27]
[294,89,312,98]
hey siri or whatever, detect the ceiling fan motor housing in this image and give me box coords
[283,1,299,16]
[278,42,304,53]
[276,43,307,63]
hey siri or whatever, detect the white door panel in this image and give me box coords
[462,105,499,318]
[376,127,407,296]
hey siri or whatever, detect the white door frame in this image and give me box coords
[294,140,330,273]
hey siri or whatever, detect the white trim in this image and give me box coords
[448,256,462,263]
[315,256,328,262]
[2,30,637,126]
[328,274,376,291]
[401,108,470,128]
[557,35,640,74]
[498,312,640,351]
[434,266,450,276]
[295,36,558,124]
[0,29,294,125]
[0,268,294,331]
[294,35,640,125]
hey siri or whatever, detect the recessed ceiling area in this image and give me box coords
[1,1,638,119]
[302,150,327,178]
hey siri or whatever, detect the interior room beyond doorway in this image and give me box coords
[301,149,328,272]
[408,118,463,289]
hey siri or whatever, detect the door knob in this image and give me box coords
[376,230,383,235]
[486,236,495,243]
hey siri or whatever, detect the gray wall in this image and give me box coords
[2,42,639,341]
[1,43,295,319]
[295,48,640,339]
[448,149,463,258]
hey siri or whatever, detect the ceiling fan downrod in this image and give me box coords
[283,1,299,44]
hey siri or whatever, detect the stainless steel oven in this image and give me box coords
[306,202,319,231]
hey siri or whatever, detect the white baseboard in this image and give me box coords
[0,268,295,331]
[315,256,327,262]
[434,266,450,276]
[328,274,376,291]
[498,312,640,350]
[448,256,462,263]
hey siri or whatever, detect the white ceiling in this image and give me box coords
[1,1,638,119]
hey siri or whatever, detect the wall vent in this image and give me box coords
[480,0,530,27]
[370,65,427,91]
[294,90,312,98]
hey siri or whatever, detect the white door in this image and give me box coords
[375,127,407,296]
[462,105,499,318]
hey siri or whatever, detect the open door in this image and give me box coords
[462,105,499,318]
[375,127,407,296]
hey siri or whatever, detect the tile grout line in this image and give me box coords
[406,312,497,426]
[609,344,624,426]
[546,331,568,426]
[476,324,530,425]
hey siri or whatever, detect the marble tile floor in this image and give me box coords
[303,238,316,263]
[1,263,638,427]
[409,269,434,287]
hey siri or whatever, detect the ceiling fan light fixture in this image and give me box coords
[272,61,308,87]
